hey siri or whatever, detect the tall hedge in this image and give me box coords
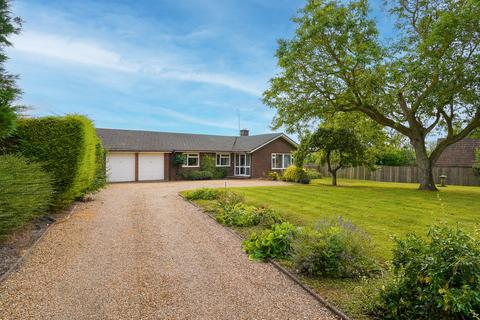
[0,154,53,238]
[13,115,105,208]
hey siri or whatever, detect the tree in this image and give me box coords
[376,133,416,166]
[300,127,367,186]
[263,0,480,191]
[0,0,21,141]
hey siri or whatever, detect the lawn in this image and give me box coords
[183,178,480,319]
[230,178,480,260]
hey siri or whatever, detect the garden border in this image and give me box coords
[180,194,351,320]
[0,203,78,284]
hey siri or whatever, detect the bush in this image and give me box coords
[292,217,380,278]
[201,155,216,172]
[213,167,227,179]
[185,188,222,200]
[282,165,310,184]
[267,171,279,180]
[305,169,322,180]
[373,225,480,320]
[216,190,245,210]
[11,115,104,208]
[242,222,298,260]
[216,203,283,227]
[201,155,227,179]
[172,153,186,166]
[0,155,53,238]
[181,170,213,180]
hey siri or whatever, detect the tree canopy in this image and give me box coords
[298,126,368,186]
[0,0,21,141]
[264,0,480,190]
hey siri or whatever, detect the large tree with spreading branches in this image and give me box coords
[0,0,21,141]
[263,0,480,191]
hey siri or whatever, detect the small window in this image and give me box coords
[216,153,230,167]
[184,153,199,167]
[271,153,292,169]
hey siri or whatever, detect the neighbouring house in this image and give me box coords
[97,128,297,182]
[436,138,480,167]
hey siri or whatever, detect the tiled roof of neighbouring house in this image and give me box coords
[436,138,480,167]
[96,128,297,152]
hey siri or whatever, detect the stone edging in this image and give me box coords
[0,203,78,284]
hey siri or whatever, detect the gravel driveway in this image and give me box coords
[0,180,336,320]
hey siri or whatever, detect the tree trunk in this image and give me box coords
[412,137,438,191]
[326,152,338,186]
[331,170,337,186]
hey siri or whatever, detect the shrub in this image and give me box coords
[185,188,222,200]
[292,217,380,278]
[305,169,322,180]
[11,115,104,208]
[373,225,480,320]
[0,155,53,238]
[88,141,106,192]
[217,190,245,210]
[216,203,261,227]
[201,155,227,179]
[212,167,227,179]
[267,171,279,180]
[282,165,310,184]
[242,222,298,260]
[216,203,283,227]
[181,170,213,180]
[200,155,216,172]
[172,153,186,166]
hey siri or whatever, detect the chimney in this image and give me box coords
[240,129,249,136]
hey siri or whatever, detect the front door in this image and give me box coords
[234,153,251,176]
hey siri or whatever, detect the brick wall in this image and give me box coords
[250,138,296,178]
[169,152,234,180]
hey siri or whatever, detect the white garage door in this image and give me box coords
[138,153,164,181]
[106,153,135,182]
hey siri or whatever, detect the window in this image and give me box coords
[272,153,292,169]
[216,153,230,167]
[184,153,199,167]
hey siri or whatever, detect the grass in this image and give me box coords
[231,178,480,260]
[182,178,480,319]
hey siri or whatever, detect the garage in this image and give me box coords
[106,152,165,182]
[106,153,135,182]
[138,153,164,181]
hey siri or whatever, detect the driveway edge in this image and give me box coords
[180,194,352,320]
[0,203,78,284]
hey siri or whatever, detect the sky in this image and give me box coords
[7,0,393,136]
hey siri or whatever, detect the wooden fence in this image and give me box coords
[308,164,480,187]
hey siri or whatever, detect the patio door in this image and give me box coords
[234,153,251,176]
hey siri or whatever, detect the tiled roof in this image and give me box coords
[96,128,296,152]
[436,138,480,167]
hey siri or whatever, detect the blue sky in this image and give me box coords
[7,0,393,136]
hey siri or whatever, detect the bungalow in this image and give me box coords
[96,128,297,182]
[436,138,480,167]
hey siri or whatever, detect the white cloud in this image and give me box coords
[10,31,262,96]
[12,31,138,72]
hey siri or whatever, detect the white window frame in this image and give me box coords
[271,153,292,170]
[183,153,200,167]
[216,153,231,167]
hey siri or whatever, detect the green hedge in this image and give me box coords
[0,154,53,238]
[181,170,213,180]
[12,115,105,208]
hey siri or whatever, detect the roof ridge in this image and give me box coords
[97,127,278,139]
